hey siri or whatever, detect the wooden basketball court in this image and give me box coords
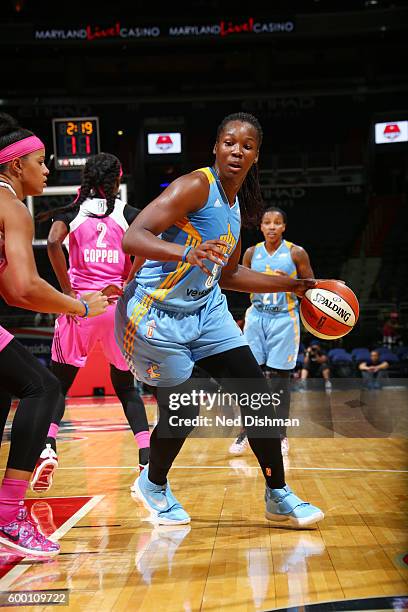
[0,388,407,611]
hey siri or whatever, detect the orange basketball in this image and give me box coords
[300,280,359,340]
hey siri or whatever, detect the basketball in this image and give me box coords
[300,280,359,340]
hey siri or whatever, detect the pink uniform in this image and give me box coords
[0,327,13,353]
[0,230,13,353]
[51,196,138,369]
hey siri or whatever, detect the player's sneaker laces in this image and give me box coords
[0,505,60,558]
[229,431,248,455]
[265,485,324,528]
[132,468,190,526]
[31,444,58,493]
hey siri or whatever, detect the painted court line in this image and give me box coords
[0,495,104,591]
[48,495,104,543]
[56,465,408,474]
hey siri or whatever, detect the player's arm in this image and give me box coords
[291,245,315,279]
[47,220,74,297]
[124,256,145,287]
[219,238,316,298]
[242,245,255,269]
[0,200,107,316]
[122,173,227,270]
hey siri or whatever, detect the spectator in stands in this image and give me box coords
[359,350,389,390]
[382,311,401,348]
[300,341,332,391]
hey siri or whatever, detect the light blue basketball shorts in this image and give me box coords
[243,305,300,370]
[115,285,248,387]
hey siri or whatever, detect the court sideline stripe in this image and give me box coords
[54,466,408,473]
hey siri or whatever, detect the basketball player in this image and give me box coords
[31,153,150,493]
[115,113,325,528]
[0,113,107,556]
[229,207,314,456]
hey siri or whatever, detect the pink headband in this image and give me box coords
[0,136,45,165]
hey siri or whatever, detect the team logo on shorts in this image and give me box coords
[145,319,156,338]
[146,362,160,379]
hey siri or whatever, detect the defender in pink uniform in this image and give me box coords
[0,113,107,558]
[51,193,135,370]
[31,153,150,493]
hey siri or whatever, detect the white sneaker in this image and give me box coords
[281,437,290,456]
[325,380,332,392]
[229,432,248,455]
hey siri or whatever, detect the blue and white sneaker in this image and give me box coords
[265,485,324,528]
[132,469,191,526]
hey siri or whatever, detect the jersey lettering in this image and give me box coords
[83,248,120,263]
[96,222,107,248]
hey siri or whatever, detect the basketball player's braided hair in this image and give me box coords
[77,153,121,218]
[216,112,264,228]
[37,152,121,222]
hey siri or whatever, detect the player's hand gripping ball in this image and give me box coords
[300,280,359,340]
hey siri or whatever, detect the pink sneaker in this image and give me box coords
[31,444,58,492]
[0,506,60,558]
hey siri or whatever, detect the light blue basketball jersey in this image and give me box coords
[250,240,298,314]
[134,167,241,312]
[244,240,301,369]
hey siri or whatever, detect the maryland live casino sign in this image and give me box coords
[18,17,295,44]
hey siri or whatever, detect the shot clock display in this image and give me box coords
[52,117,100,170]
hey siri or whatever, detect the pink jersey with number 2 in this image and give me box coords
[66,197,133,293]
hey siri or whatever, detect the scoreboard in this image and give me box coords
[52,117,100,170]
